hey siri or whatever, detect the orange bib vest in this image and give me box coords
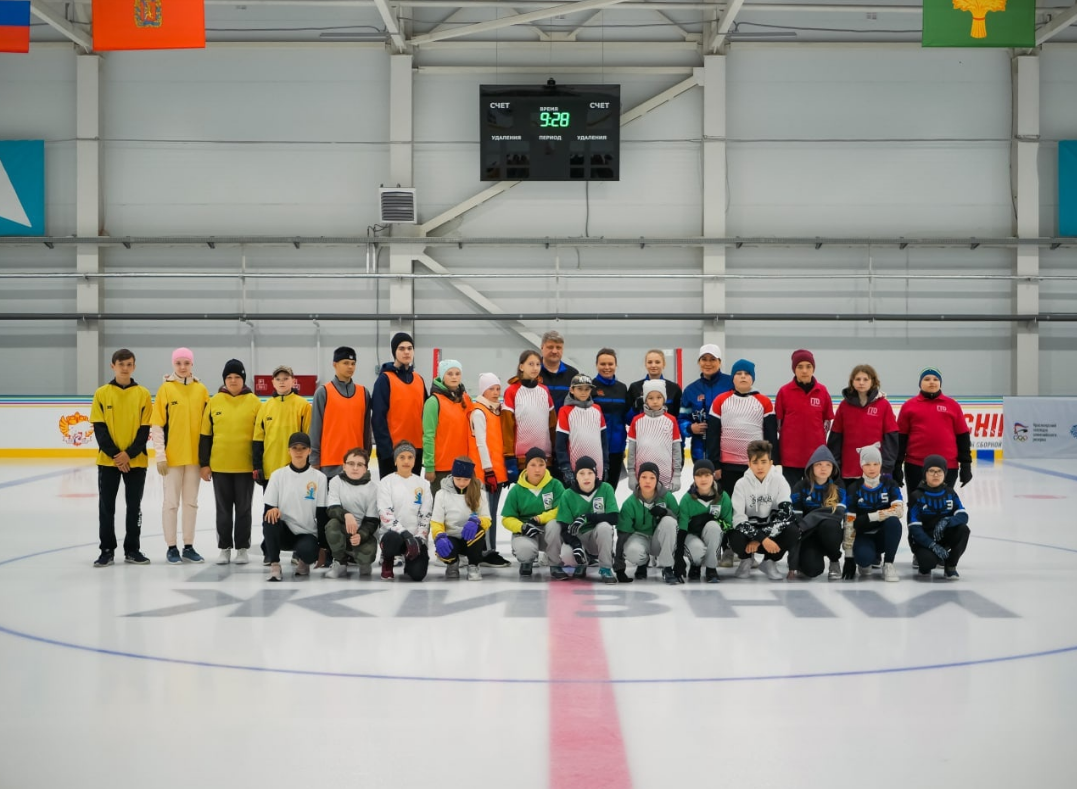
[321,383,368,467]
[469,401,508,483]
[387,372,426,447]
[434,391,473,472]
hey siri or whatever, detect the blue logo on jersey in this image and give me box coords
[0,141,45,237]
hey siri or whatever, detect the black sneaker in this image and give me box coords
[124,551,150,565]
[615,569,633,583]
[573,563,587,579]
[688,566,701,581]
[634,566,648,581]
[705,567,720,584]
[479,551,511,568]
[587,553,600,567]
[662,567,678,585]
[944,567,960,580]
[93,550,115,568]
[550,565,570,581]
[519,562,533,578]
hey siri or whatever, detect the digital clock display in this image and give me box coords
[480,84,621,181]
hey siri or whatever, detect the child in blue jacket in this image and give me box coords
[907,454,971,580]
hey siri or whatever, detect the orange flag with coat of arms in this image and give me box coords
[92,0,205,51]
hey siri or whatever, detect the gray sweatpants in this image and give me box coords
[685,521,723,569]
[579,523,615,569]
[623,516,677,568]
[511,523,555,565]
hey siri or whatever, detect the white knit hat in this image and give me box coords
[477,372,500,395]
[642,379,665,397]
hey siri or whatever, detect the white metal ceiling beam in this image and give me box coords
[1037,3,1077,45]
[415,253,544,350]
[709,0,745,54]
[30,0,93,50]
[420,72,702,234]
[371,0,407,50]
[410,0,632,45]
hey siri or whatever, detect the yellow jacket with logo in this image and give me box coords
[90,380,153,468]
[199,388,261,473]
[150,375,210,467]
[253,392,312,478]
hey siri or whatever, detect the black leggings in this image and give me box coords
[262,519,318,565]
[727,527,798,562]
[380,530,430,582]
[606,451,625,489]
[795,519,844,577]
[913,523,971,572]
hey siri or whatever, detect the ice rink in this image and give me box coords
[1,457,1075,788]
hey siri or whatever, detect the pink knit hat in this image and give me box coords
[172,347,194,364]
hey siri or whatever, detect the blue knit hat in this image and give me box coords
[919,366,942,385]
[730,359,756,381]
[450,458,476,479]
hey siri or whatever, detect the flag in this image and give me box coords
[92,0,205,51]
[922,0,1035,47]
[1061,142,1077,238]
[0,140,46,237]
[0,1,31,54]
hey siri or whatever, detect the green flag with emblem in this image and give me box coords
[922,0,1035,47]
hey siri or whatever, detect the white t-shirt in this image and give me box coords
[377,472,433,538]
[264,464,328,535]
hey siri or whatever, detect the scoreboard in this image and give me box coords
[479,83,621,182]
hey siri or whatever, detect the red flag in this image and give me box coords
[92,0,205,51]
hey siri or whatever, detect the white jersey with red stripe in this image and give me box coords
[628,412,681,488]
[557,404,606,478]
[504,381,553,456]
[709,390,774,465]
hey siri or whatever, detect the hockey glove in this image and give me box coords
[649,504,669,522]
[404,535,422,561]
[461,515,481,543]
[434,534,454,559]
[930,542,950,561]
[484,470,499,494]
[520,520,543,540]
[569,515,587,536]
[842,556,858,580]
[933,518,951,542]
[959,463,973,488]
[505,457,520,485]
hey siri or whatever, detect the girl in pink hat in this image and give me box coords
[150,348,210,563]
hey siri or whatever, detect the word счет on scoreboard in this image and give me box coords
[480,84,621,182]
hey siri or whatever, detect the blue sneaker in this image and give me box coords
[944,567,960,580]
[93,550,115,568]
[549,565,570,581]
[599,567,617,585]
[181,546,204,564]
[166,546,182,564]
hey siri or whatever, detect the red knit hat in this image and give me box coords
[791,349,815,371]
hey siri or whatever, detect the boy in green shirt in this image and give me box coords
[556,456,619,583]
[501,447,564,579]
[617,461,681,585]
[677,459,732,583]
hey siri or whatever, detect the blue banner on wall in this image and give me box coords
[0,140,45,237]
[1061,140,1077,237]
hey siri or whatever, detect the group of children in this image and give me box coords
[90,340,972,583]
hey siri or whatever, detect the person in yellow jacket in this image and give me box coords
[253,365,312,483]
[91,348,153,568]
[199,359,261,566]
[151,347,210,564]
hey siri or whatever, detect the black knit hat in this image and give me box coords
[693,459,715,475]
[391,332,414,356]
[333,346,356,363]
[574,456,597,474]
[638,461,660,479]
[923,454,948,474]
[222,359,246,382]
[524,447,548,465]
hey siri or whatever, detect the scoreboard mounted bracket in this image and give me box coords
[480,82,621,182]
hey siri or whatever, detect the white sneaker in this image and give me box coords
[718,549,735,568]
[538,552,550,567]
[326,562,347,579]
[734,557,753,578]
[760,559,783,581]
[467,566,482,581]
[216,549,231,565]
[858,565,872,578]
[828,559,842,581]
[234,549,249,565]
[883,562,899,582]
[751,557,761,569]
